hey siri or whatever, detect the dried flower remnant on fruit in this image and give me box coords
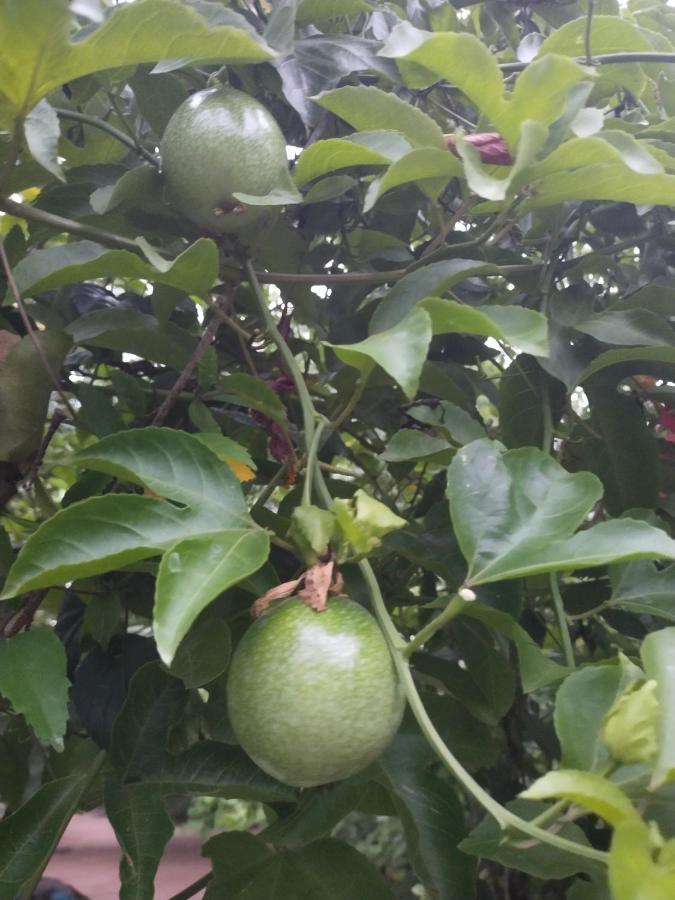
[252,559,344,617]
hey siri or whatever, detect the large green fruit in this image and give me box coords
[160,86,296,234]
[227,596,405,788]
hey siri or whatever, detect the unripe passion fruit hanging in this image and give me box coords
[160,86,295,234]
[226,596,405,788]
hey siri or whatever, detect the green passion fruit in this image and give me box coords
[160,86,296,234]
[226,596,405,788]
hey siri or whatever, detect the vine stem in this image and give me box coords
[302,418,327,507]
[402,592,469,658]
[54,107,160,168]
[585,0,596,66]
[167,872,212,900]
[238,259,606,868]
[550,573,576,670]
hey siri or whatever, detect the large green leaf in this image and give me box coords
[105,781,174,900]
[554,658,642,772]
[446,440,675,586]
[460,800,598,880]
[1,430,267,658]
[420,297,549,356]
[379,733,476,899]
[0,772,98,897]
[609,820,675,900]
[316,85,447,150]
[521,770,638,827]
[204,833,392,900]
[294,138,393,186]
[609,560,675,621]
[0,629,69,749]
[363,148,462,211]
[0,0,273,122]
[155,529,269,665]
[328,306,432,400]
[641,628,675,789]
[0,330,71,462]
[379,23,505,122]
[370,259,500,333]
[11,238,219,299]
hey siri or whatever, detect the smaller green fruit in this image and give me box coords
[227,596,405,788]
[160,86,296,234]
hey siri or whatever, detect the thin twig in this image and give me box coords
[151,312,221,425]
[0,237,79,421]
[23,410,67,489]
[167,873,213,900]
[55,107,160,168]
[0,197,140,250]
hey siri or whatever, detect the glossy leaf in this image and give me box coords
[204,833,392,900]
[13,238,219,299]
[105,781,174,900]
[328,306,432,400]
[155,529,269,665]
[169,618,232,688]
[0,0,273,120]
[521,770,638,826]
[554,657,643,772]
[0,629,69,749]
[370,259,500,334]
[316,85,446,150]
[641,628,675,789]
[294,138,393,186]
[609,560,675,621]
[379,733,476,899]
[447,440,675,586]
[0,773,97,897]
[24,99,64,180]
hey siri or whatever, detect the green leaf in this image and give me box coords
[521,770,638,827]
[213,373,288,426]
[579,347,675,383]
[316,85,447,150]
[155,529,269,665]
[0,0,273,119]
[296,0,371,25]
[1,428,261,603]
[446,440,675,586]
[420,297,549,356]
[609,820,675,900]
[460,800,597,880]
[68,309,197,369]
[0,773,97,897]
[406,402,486,446]
[641,628,675,789]
[609,560,675,621]
[12,238,218,299]
[370,259,500,334]
[288,505,336,564]
[554,658,643,772]
[0,330,71,462]
[363,148,462,211]
[379,733,476,899]
[294,138,393,187]
[462,603,569,693]
[333,489,406,558]
[528,165,675,209]
[24,99,64,180]
[0,629,69,749]
[169,618,231,688]
[380,429,453,463]
[328,307,432,400]
[499,354,565,450]
[204,833,392,900]
[379,23,505,122]
[105,781,174,900]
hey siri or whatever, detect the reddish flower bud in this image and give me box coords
[445,132,514,166]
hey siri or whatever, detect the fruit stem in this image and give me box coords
[244,258,317,454]
[358,558,608,867]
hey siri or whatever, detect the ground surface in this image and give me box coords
[43,810,209,899]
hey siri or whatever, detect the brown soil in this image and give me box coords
[43,810,209,899]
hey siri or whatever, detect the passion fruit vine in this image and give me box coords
[160,86,297,234]
[227,596,405,788]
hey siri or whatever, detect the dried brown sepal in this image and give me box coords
[251,560,345,618]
